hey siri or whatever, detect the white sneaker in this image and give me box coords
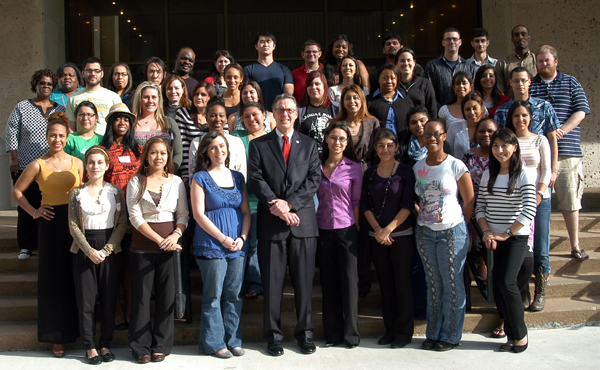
[18,249,31,260]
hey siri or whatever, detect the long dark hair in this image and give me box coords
[323,34,354,86]
[474,64,502,106]
[108,62,133,96]
[195,131,230,173]
[488,128,522,195]
[207,50,235,82]
[372,128,400,164]
[102,112,141,159]
[133,137,174,204]
[447,71,473,105]
[320,121,357,163]
[239,80,266,115]
[506,100,533,133]
[190,81,217,115]
[338,55,362,87]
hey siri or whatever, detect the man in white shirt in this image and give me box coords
[67,57,122,135]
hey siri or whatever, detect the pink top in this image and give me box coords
[316,157,363,230]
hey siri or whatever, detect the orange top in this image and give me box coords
[35,157,81,206]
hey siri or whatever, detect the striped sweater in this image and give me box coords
[475,169,537,235]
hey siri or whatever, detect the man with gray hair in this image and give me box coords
[248,93,321,356]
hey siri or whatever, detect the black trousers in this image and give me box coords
[258,235,316,342]
[369,233,415,342]
[129,251,175,358]
[357,213,372,294]
[73,229,121,349]
[317,226,359,345]
[12,171,40,252]
[493,235,529,342]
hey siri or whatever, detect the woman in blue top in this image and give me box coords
[190,130,251,359]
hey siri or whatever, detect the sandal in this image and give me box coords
[491,327,506,339]
[571,249,589,261]
[53,344,66,358]
[244,290,259,300]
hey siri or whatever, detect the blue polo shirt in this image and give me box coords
[372,88,404,135]
[529,71,590,157]
[494,96,560,135]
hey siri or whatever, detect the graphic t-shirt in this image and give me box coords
[104,144,143,196]
[66,87,122,135]
[413,155,468,230]
[299,104,335,154]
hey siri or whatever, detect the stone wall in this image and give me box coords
[482,0,600,187]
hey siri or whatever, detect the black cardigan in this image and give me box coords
[366,89,414,145]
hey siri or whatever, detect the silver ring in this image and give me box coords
[43,211,47,215]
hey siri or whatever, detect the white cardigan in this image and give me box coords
[127,174,189,230]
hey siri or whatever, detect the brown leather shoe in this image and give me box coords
[52,344,65,358]
[151,353,165,362]
[137,355,151,364]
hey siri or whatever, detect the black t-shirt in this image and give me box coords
[299,104,335,154]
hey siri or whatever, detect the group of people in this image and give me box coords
[5,24,590,362]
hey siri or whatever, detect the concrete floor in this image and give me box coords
[0,325,598,370]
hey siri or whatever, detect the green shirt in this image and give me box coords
[64,133,104,161]
[230,130,258,211]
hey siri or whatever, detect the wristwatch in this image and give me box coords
[505,228,514,237]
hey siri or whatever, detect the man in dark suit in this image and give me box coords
[248,93,321,356]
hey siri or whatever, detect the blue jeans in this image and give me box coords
[242,211,262,293]
[534,196,551,274]
[416,221,469,345]
[195,257,245,353]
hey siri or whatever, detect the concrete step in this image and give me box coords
[549,251,600,274]
[0,273,37,296]
[550,212,600,232]
[549,230,599,252]
[1,296,598,351]
[0,253,38,273]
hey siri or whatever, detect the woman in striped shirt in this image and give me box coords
[506,100,552,311]
[476,128,537,353]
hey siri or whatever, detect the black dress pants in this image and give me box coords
[258,235,316,342]
[369,234,415,342]
[129,251,175,358]
[493,235,529,342]
[12,170,40,252]
[317,226,359,345]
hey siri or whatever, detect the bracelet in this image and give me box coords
[482,230,491,234]
[236,237,245,243]
[172,229,182,237]
[221,235,228,243]
[33,209,37,217]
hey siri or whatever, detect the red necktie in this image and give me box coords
[282,135,290,164]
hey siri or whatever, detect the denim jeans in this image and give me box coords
[196,256,245,353]
[242,211,262,293]
[416,221,469,345]
[534,196,551,274]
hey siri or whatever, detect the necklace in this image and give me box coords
[368,161,397,219]
[49,156,66,172]
[347,120,360,134]
[95,188,104,205]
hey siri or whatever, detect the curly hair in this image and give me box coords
[46,111,70,135]
[30,69,57,93]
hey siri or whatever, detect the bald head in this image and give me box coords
[174,47,195,76]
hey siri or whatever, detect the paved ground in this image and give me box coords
[0,325,598,370]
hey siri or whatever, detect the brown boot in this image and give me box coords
[521,285,531,310]
[529,268,549,312]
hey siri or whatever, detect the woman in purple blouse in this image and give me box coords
[316,121,363,348]
[361,128,417,348]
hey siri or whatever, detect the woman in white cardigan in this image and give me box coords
[126,136,189,364]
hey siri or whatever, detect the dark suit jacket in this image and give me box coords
[248,130,321,241]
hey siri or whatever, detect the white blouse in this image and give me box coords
[126,175,189,229]
[518,134,551,198]
[78,183,117,230]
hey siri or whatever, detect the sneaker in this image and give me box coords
[18,249,31,260]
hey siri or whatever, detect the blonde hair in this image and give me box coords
[132,81,168,131]
[535,45,558,60]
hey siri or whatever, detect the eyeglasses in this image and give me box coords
[327,136,348,143]
[443,37,460,43]
[84,69,102,75]
[38,81,53,87]
[77,113,96,119]
[274,108,296,115]
[113,72,128,77]
[423,132,446,138]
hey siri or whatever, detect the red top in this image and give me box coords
[488,94,511,118]
[104,144,143,196]
[291,63,322,102]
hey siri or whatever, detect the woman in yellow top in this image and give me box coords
[11,111,84,358]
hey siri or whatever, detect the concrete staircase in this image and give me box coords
[0,193,599,351]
